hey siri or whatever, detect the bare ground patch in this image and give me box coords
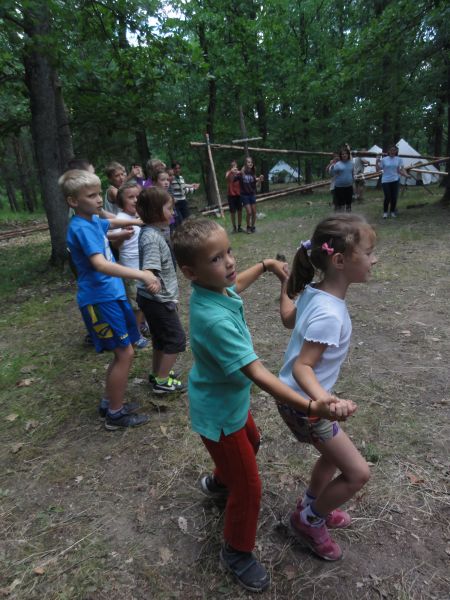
[1,190,449,599]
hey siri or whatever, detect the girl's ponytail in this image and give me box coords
[286,243,314,299]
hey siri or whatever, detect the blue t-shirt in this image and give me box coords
[381,156,403,183]
[67,215,126,307]
[188,283,258,441]
[330,160,354,187]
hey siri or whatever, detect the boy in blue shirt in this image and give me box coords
[61,170,160,430]
[172,218,354,593]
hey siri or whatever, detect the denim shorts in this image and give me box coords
[241,194,256,206]
[277,403,340,444]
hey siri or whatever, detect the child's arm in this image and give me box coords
[241,360,356,420]
[279,280,297,329]
[235,258,288,294]
[107,216,143,229]
[89,254,161,294]
[293,341,342,405]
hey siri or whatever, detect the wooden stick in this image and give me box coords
[205,133,224,217]
[408,168,447,176]
[190,141,448,161]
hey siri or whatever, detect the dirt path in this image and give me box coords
[1,192,449,599]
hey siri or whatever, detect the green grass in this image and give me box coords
[0,205,46,226]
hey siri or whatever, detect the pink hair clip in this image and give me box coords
[322,242,334,256]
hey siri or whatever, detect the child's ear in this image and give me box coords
[180,264,197,281]
[66,195,77,209]
[332,252,345,270]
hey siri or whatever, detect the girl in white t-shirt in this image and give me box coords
[116,182,149,349]
[278,213,377,561]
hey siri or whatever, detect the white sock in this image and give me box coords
[302,490,316,507]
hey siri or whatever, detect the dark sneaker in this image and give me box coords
[200,474,228,499]
[98,401,140,420]
[153,376,186,394]
[104,410,150,431]
[251,226,256,233]
[231,227,237,234]
[246,226,252,234]
[220,544,270,592]
[148,370,181,385]
[237,226,244,233]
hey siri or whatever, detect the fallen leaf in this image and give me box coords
[20,365,38,374]
[160,425,169,438]
[74,475,83,484]
[33,566,45,576]
[16,378,35,387]
[283,565,297,580]
[25,420,39,432]
[178,516,188,533]
[6,414,19,422]
[400,330,411,337]
[11,443,23,454]
[159,547,173,565]
[406,472,425,485]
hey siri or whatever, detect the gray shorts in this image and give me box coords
[277,403,340,444]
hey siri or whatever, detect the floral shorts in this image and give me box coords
[277,403,340,444]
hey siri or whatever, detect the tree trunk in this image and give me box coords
[256,95,269,193]
[12,135,34,212]
[4,177,19,212]
[54,74,74,171]
[441,64,450,203]
[22,1,69,266]
[135,130,150,166]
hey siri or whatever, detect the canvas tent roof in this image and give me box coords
[268,160,300,181]
[363,145,382,186]
[395,138,440,185]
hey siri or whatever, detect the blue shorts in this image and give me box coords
[241,194,256,206]
[80,300,139,353]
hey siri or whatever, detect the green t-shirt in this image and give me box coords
[188,283,258,441]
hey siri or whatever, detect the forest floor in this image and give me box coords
[0,188,449,600]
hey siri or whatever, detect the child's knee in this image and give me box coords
[353,462,371,488]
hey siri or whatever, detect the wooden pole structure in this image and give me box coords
[409,168,447,176]
[190,141,448,162]
[205,133,224,217]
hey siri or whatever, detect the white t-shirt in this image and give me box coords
[116,211,140,269]
[279,285,352,397]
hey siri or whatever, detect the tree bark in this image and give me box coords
[22,1,69,266]
[12,135,34,212]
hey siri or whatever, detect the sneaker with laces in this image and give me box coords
[135,336,149,349]
[290,510,342,561]
[220,544,270,592]
[148,370,181,385]
[296,500,351,529]
[153,376,186,394]
[383,212,388,219]
[200,474,228,499]
[98,400,140,420]
[391,211,397,218]
[104,410,150,431]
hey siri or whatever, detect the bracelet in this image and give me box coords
[307,399,312,417]
[261,260,267,273]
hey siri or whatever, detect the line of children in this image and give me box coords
[172,218,356,592]
[62,169,160,430]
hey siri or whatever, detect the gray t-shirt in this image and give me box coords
[137,225,179,303]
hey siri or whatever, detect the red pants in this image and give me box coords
[201,412,261,552]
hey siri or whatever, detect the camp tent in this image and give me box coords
[268,160,301,183]
[395,138,440,185]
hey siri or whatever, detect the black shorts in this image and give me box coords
[228,195,243,213]
[137,294,186,354]
[334,186,353,208]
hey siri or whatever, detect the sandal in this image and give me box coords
[220,544,270,592]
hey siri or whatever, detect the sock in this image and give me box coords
[300,503,326,528]
[107,406,124,418]
[302,490,316,508]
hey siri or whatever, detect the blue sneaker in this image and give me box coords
[104,410,150,431]
[135,336,149,349]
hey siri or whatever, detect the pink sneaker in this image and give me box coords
[297,500,351,529]
[290,511,343,561]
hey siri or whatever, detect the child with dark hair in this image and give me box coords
[136,187,186,393]
[279,213,376,561]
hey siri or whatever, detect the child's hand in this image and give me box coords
[141,271,161,294]
[264,259,289,283]
[330,398,358,420]
[311,394,357,421]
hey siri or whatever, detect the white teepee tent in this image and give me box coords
[395,139,440,185]
[364,145,382,187]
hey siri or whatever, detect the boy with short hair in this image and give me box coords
[172,219,352,593]
[61,169,161,430]
[104,161,127,215]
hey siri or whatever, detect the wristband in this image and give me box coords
[307,399,312,417]
[261,260,267,273]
